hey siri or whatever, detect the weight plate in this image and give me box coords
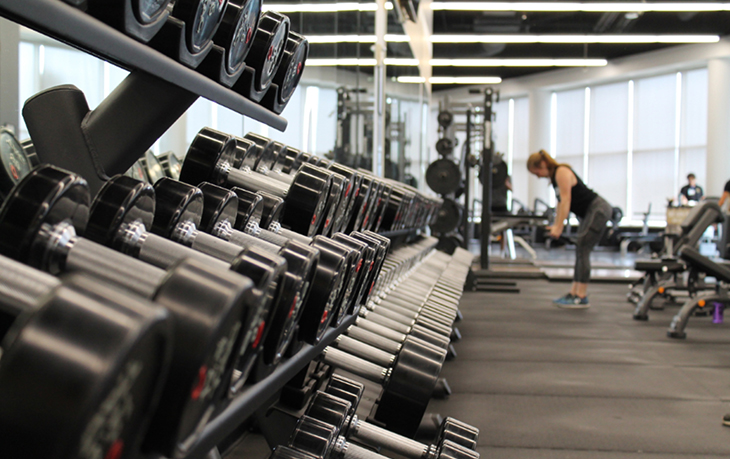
[245,11,290,92]
[86,175,156,251]
[0,128,32,202]
[435,137,454,156]
[0,165,90,267]
[150,178,204,237]
[197,182,239,232]
[230,187,264,227]
[215,0,262,75]
[274,33,308,105]
[437,110,453,128]
[183,0,229,54]
[145,150,166,184]
[134,0,173,24]
[430,198,462,234]
[426,159,461,195]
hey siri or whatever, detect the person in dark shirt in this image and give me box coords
[491,153,512,213]
[527,150,613,308]
[679,173,704,205]
[719,179,730,210]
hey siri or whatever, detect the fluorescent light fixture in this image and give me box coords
[305,34,410,43]
[306,58,377,66]
[431,34,720,43]
[306,58,419,66]
[397,76,427,83]
[430,2,730,12]
[263,2,392,12]
[397,76,503,84]
[430,58,608,66]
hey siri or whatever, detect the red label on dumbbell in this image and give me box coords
[267,46,274,61]
[191,365,208,400]
[356,259,363,272]
[10,164,18,180]
[344,183,351,198]
[104,439,124,459]
[246,28,252,44]
[297,62,302,75]
[320,310,328,325]
[288,297,298,319]
[311,214,317,226]
[252,320,266,349]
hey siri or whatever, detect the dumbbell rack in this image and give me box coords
[0,3,444,458]
[0,0,286,194]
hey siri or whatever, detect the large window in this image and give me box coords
[547,69,708,222]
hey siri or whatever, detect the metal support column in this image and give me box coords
[480,89,494,268]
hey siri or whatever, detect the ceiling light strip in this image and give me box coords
[305,34,410,43]
[430,58,608,66]
[430,34,720,43]
[397,76,503,84]
[306,58,420,66]
[307,58,608,66]
[263,2,392,12]
[430,2,730,12]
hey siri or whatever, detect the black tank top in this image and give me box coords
[550,166,597,218]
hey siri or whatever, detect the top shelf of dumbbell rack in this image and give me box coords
[0,0,287,131]
[143,313,357,459]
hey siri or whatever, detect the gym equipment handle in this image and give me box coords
[66,237,164,299]
[335,335,395,367]
[321,347,388,383]
[346,326,401,354]
[349,416,428,459]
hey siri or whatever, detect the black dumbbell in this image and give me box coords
[86,175,285,396]
[173,0,229,56]
[319,333,446,437]
[242,11,290,95]
[0,254,172,459]
[261,31,309,114]
[319,376,478,457]
[213,0,261,77]
[289,415,478,459]
[225,185,366,330]
[240,142,363,235]
[223,186,353,344]
[180,128,331,236]
[0,166,255,456]
[86,0,173,42]
[196,181,320,364]
[240,133,346,237]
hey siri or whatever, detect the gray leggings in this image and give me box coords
[574,196,613,283]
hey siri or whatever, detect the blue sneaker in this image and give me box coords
[554,294,590,309]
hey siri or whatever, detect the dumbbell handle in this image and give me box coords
[334,335,395,367]
[348,416,431,459]
[321,347,390,384]
[0,254,60,316]
[268,222,312,246]
[223,163,289,199]
[333,436,391,459]
[68,237,166,299]
[347,324,401,354]
[121,221,233,274]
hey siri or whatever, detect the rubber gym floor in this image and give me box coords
[428,276,730,458]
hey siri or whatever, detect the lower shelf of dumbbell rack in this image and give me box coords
[143,313,358,459]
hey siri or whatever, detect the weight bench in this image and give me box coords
[667,247,730,339]
[630,201,724,315]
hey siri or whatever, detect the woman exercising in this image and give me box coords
[527,150,613,308]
